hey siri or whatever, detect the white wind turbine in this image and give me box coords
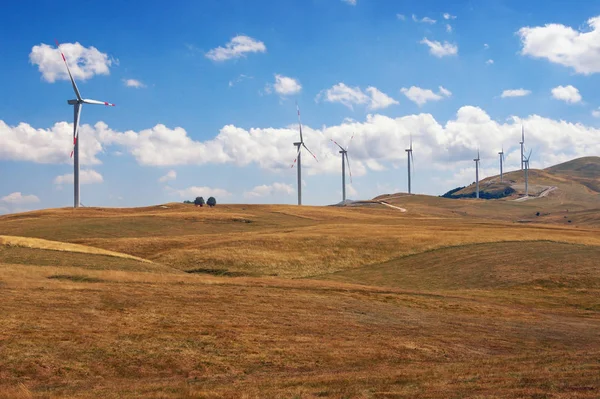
[55,40,115,208]
[405,135,414,194]
[523,148,532,197]
[519,125,525,170]
[330,134,354,203]
[474,149,480,199]
[291,105,318,205]
[498,146,505,182]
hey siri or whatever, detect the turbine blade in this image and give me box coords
[410,133,413,151]
[296,103,304,143]
[290,146,301,168]
[83,99,115,106]
[70,103,82,158]
[330,138,345,151]
[346,132,355,151]
[345,153,352,183]
[410,151,415,175]
[55,39,82,101]
[302,143,318,162]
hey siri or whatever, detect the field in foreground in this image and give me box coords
[1,202,599,398]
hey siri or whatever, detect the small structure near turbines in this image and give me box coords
[291,105,318,206]
[55,40,115,208]
[473,149,481,199]
[330,134,354,203]
[405,136,414,194]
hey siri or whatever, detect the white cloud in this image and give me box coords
[420,38,458,57]
[5,106,600,185]
[317,83,398,110]
[123,79,146,88]
[484,43,489,49]
[346,184,358,198]
[446,24,452,33]
[1,192,40,204]
[401,86,452,106]
[54,169,103,185]
[443,13,456,20]
[342,0,356,5]
[271,74,302,96]
[205,35,266,62]
[171,186,232,199]
[550,85,582,104]
[243,182,294,198]
[486,59,494,65]
[592,108,600,118]
[396,14,406,21]
[518,16,600,74]
[0,120,102,165]
[158,170,177,183]
[412,14,436,24]
[228,74,253,87]
[501,89,531,98]
[30,42,112,83]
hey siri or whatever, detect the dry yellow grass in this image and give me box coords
[1,202,600,398]
[0,235,153,263]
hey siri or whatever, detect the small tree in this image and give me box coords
[194,197,205,207]
[207,197,216,207]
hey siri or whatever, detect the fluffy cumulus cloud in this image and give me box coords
[170,186,231,199]
[501,89,531,98]
[243,182,294,198]
[420,38,458,57]
[401,86,452,106]
[518,16,600,74]
[342,0,356,5]
[0,120,102,165]
[123,79,146,88]
[443,13,456,20]
[54,169,104,185]
[486,59,494,65]
[30,42,112,82]
[1,192,40,204]
[317,83,398,110]
[267,74,302,96]
[4,106,600,181]
[592,108,600,118]
[205,35,266,61]
[550,85,582,104]
[158,170,177,183]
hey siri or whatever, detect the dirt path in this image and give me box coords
[377,201,407,212]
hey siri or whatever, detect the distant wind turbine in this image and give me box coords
[523,148,532,196]
[498,147,505,182]
[331,134,354,203]
[55,40,115,208]
[291,104,318,206]
[405,135,414,194]
[520,125,525,170]
[474,149,481,199]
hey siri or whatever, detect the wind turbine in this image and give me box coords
[474,149,480,199]
[523,148,532,197]
[498,147,505,182]
[55,40,115,208]
[291,105,318,205]
[519,125,525,170]
[331,134,354,203]
[405,135,414,194]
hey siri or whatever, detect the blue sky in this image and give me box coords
[2,0,600,212]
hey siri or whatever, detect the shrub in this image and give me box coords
[194,197,205,207]
[207,197,217,207]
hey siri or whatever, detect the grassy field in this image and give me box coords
[1,178,599,398]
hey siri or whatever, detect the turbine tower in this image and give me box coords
[474,149,480,199]
[331,134,354,203]
[405,136,414,194]
[56,40,115,208]
[291,105,318,205]
[519,125,525,170]
[523,148,532,197]
[498,147,505,182]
